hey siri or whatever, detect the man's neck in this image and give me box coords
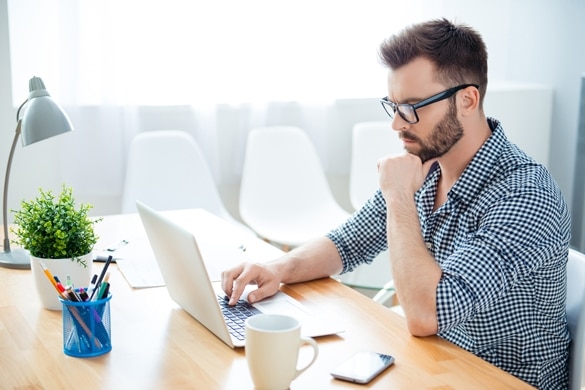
[435,116,492,192]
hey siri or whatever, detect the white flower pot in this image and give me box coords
[30,253,93,310]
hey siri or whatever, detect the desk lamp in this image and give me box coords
[1,76,73,269]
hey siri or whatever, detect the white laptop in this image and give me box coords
[136,200,344,348]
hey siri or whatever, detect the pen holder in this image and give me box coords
[60,293,112,357]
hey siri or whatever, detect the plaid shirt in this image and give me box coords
[328,118,571,389]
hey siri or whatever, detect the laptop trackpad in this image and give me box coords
[254,295,312,319]
[253,292,336,337]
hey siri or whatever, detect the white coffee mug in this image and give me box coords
[245,314,319,390]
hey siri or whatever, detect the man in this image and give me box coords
[222,19,570,389]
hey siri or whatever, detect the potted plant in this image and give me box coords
[11,185,102,310]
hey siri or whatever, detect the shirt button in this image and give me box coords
[425,242,432,250]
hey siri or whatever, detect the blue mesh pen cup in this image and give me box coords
[60,293,112,357]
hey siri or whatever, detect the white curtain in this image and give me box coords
[6,0,432,213]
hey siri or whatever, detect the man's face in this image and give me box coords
[400,99,464,163]
[387,57,464,162]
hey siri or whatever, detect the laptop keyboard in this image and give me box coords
[217,295,262,341]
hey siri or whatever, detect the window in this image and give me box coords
[8,0,420,106]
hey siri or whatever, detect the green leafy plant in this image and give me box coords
[10,185,101,267]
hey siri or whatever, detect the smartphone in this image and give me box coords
[330,351,395,384]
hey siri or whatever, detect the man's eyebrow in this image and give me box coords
[388,93,424,105]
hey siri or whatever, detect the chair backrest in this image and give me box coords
[121,130,232,221]
[349,121,403,210]
[342,122,400,289]
[567,248,585,390]
[239,126,349,246]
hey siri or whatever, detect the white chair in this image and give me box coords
[567,248,585,390]
[121,130,251,233]
[239,126,350,249]
[340,121,403,290]
[349,121,404,210]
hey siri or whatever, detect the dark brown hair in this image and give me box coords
[379,18,488,108]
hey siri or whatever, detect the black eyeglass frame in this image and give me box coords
[380,84,479,124]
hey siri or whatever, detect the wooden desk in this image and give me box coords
[0,211,534,389]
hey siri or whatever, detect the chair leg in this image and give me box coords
[372,280,396,306]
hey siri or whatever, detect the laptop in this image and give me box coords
[136,200,344,348]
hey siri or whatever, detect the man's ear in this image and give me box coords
[459,85,480,115]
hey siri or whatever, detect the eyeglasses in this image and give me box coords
[380,84,479,124]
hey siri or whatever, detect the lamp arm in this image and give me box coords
[2,100,27,252]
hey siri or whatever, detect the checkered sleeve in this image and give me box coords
[326,189,388,274]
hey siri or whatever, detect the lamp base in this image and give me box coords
[0,248,31,269]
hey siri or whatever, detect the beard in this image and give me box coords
[400,101,464,163]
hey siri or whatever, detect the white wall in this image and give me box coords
[484,83,553,167]
[0,0,17,225]
[0,1,11,144]
[439,0,585,251]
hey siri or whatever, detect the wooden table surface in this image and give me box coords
[0,211,534,389]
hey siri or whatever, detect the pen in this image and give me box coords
[98,282,110,300]
[95,271,110,301]
[94,239,129,262]
[65,286,80,302]
[87,274,98,296]
[79,287,89,302]
[89,256,112,301]
[96,283,106,301]
[107,239,129,252]
[53,276,67,294]
[54,278,66,295]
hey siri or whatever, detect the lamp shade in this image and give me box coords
[20,76,73,146]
